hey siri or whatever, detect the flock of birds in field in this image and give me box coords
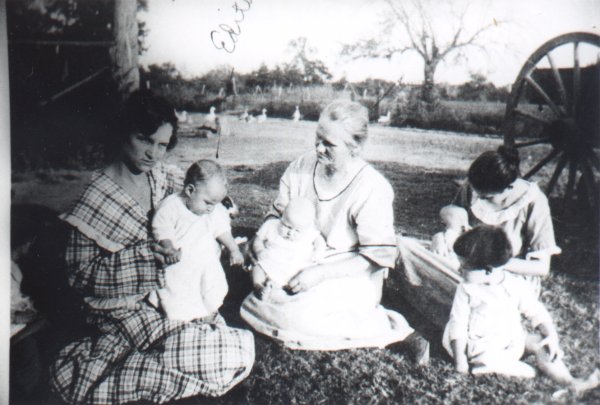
[175,105,392,137]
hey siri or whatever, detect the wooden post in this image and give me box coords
[111,0,139,99]
[0,2,11,401]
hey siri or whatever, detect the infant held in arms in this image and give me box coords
[251,198,327,299]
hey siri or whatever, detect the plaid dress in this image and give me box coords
[49,163,255,404]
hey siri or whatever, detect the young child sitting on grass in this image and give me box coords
[431,205,470,268]
[148,159,244,321]
[250,197,326,299]
[443,225,599,393]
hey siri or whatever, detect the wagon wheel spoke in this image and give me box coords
[573,41,580,116]
[525,74,564,117]
[515,137,551,148]
[513,109,551,125]
[580,160,598,214]
[546,53,569,110]
[564,160,578,208]
[588,152,600,171]
[523,149,560,179]
[545,153,569,195]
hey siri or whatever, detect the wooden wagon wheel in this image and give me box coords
[503,32,600,213]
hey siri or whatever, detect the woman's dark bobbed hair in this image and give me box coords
[453,225,513,272]
[113,89,179,150]
[468,146,520,194]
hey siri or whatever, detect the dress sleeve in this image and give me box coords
[211,204,232,238]
[354,177,397,268]
[151,201,177,242]
[446,283,471,342]
[65,228,163,299]
[524,192,561,258]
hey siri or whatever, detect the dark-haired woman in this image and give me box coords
[49,90,254,404]
[453,146,561,296]
[397,146,560,327]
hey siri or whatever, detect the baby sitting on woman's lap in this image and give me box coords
[251,198,326,298]
[431,205,469,268]
[444,225,599,393]
[148,159,244,322]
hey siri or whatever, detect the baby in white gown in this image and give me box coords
[251,198,326,297]
[431,205,470,268]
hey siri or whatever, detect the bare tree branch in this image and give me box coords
[340,0,504,103]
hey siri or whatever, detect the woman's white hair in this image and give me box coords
[319,100,369,148]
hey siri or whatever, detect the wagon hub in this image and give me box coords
[545,118,592,161]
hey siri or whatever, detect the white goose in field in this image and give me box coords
[246,114,256,123]
[377,111,391,125]
[175,110,189,124]
[257,108,267,123]
[198,106,219,135]
[206,106,217,124]
[292,105,302,122]
[240,108,249,121]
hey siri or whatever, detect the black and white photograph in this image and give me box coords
[3,0,600,403]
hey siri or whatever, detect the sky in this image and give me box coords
[139,0,599,86]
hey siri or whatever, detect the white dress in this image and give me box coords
[151,194,230,321]
[241,152,414,350]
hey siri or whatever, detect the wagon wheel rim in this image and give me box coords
[503,32,600,214]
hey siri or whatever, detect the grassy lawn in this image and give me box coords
[11,117,599,404]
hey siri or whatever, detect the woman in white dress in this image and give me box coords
[241,100,428,361]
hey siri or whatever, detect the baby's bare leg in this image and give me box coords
[252,265,268,288]
[527,334,600,392]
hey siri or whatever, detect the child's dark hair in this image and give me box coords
[453,225,513,273]
[184,159,226,187]
[113,90,179,151]
[468,146,520,194]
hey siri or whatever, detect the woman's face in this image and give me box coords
[472,185,513,209]
[122,123,173,173]
[314,118,357,170]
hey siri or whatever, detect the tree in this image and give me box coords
[342,0,500,104]
[286,37,332,85]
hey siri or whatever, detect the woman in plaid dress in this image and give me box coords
[49,91,255,404]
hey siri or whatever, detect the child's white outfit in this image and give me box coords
[443,271,552,368]
[151,194,230,321]
[431,228,461,268]
[256,219,326,287]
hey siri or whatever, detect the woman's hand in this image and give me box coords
[286,265,324,294]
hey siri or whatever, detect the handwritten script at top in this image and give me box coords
[211,0,253,53]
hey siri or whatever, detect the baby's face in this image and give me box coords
[277,211,309,241]
[443,211,468,231]
[186,178,227,216]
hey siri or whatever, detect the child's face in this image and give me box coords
[185,177,227,216]
[277,211,308,241]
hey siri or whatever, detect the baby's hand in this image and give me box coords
[158,240,181,265]
[537,333,562,361]
[229,248,245,267]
